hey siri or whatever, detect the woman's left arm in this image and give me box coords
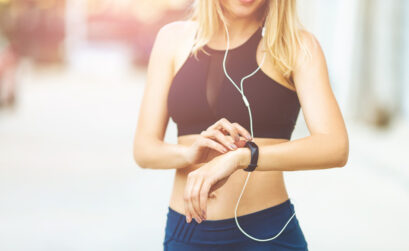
[236,31,349,171]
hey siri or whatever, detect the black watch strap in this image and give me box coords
[243,141,259,172]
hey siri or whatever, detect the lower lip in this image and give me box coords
[239,0,255,4]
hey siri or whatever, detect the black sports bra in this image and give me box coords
[167,26,301,139]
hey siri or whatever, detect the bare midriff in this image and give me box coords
[168,134,291,220]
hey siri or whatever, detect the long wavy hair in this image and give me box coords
[185,0,309,87]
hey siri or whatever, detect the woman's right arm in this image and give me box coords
[133,21,252,170]
[133,22,191,170]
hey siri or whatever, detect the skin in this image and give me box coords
[133,0,349,225]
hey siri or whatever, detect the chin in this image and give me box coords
[221,0,266,19]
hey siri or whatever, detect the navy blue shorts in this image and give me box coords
[163,199,308,250]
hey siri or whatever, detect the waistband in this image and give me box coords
[165,198,297,245]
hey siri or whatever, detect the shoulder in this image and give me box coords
[297,29,321,52]
[153,20,198,73]
[298,29,319,46]
[295,29,326,67]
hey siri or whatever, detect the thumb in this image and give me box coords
[235,138,248,148]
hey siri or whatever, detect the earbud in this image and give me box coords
[261,26,266,37]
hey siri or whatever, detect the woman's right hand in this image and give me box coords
[185,118,252,165]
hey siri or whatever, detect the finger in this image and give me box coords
[210,129,238,151]
[184,174,195,223]
[199,179,212,219]
[191,176,204,222]
[219,118,240,143]
[183,195,191,223]
[220,127,229,135]
[208,118,238,142]
[201,130,232,152]
[234,138,248,148]
[186,173,201,223]
[199,131,229,153]
[232,122,252,141]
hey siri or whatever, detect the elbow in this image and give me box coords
[335,148,349,168]
[133,141,148,169]
[333,134,349,168]
[133,136,161,169]
[133,147,144,169]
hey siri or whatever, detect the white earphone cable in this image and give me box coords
[222,21,296,242]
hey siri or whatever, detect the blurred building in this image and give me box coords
[0,0,192,107]
[299,0,409,127]
[65,0,191,66]
[0,0,65,63]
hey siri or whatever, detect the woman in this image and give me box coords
[133,0,349,250]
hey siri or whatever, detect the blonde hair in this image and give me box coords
[185,0,309,86]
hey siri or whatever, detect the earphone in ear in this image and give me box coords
[222,21,297,242]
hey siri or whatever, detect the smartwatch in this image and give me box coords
[243,141,259,172]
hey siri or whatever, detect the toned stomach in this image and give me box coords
[169,135,291,220]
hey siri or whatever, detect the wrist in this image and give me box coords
[181,145,194,166]
[234,147,251,170]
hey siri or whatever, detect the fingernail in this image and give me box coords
[230,144,237,149]
[186,216,191,223]
[246,135,252,140]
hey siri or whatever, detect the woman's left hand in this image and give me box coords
[183,150,242,224]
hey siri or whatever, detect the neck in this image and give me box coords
[219,14,263,42]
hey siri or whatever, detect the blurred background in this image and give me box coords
[0,0,408,250]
